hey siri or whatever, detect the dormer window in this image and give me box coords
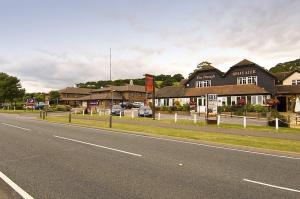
[196,80,211,88]
[237,76,257,85]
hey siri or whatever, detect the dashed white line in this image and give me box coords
[1,123,31,131]
[53,135,142,157]
[243,179,300,193]
[0,171,34,199]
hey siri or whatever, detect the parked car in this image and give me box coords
[138,106,153,117]
[132,102,144,108]
[111,105,125,116]
[119,102,133,109]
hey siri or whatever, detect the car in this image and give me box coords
[132,102,144,108]
[138,106,153,117]
[119,102,133,109]
[111,105,124,116]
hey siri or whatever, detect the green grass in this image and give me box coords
[44,116,300,153]
[71,113,300,135]
[0,109,40,114]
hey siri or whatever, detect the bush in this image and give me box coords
[182,103,190,112]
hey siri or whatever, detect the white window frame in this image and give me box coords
[195,80,211,88]
[237,76,257,85]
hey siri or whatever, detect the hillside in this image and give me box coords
[77,74,184,89]
[270,58,300,73]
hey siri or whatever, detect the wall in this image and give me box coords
[283,72,300,85]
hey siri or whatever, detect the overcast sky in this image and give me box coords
[0,0,300,92]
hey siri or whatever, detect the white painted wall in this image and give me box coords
[283,72,300,85]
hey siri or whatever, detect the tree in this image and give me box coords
[161,77,174,88]
[269,58,300,73]
[172,74,184,82]
[189,61,213,77]
[49,91,60,105]
[0,72,25,105]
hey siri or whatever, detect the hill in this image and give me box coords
[77,74,184,89]
[270,58,300,73]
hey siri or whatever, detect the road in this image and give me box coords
[0,113,299,199]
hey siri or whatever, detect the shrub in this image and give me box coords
[182,103,190,112]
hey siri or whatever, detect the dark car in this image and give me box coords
[119,102,133,109]
[111,105,124,116]
[138,106,153,117]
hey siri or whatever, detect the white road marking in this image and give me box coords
[0,171,34,199]
[53,135,142,157]
[243,179,300,193]
[11,119,300,160]
[1,123,30,131]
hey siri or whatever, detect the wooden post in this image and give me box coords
[69,112,71,123]
[194,113,197,124]
[217,114,221,127]
[243,116,247,129]
[158,112,161,120]
[131,110,134,119]
[174,112,177,123]
[275,118,279,131]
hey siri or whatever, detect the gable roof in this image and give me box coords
[78,92,123,101]
[58,87,94,94]
[156,86,186,98]
[225,59,277,79]
[185,65,224,85]
[272,70,300,82]
[92,84,145,93]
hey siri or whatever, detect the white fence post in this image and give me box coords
[82,109,85,116]
[131,110,134,119]
[120,111,122,118]
[217,115,221,126]
[14,106,16,111]
[194,114,197,124]
[174,113,177,123]
[91,110,93,116]
[276,118,279,131]
[99,110,102,116]
[158,113,161,121]
[243,116,247,128]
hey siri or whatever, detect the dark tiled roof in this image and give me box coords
[78,92,123,101]
[59,87,94,94]
[156,86,186,98]
[232,59,255,67]
[272,71,298,82]
[155,84,269,98]
[276,85,300,94]
[185,85,269,97]
[92,84,145,93]
[179,79,188,85]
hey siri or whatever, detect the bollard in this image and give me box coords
[194,114,197,124]
[91,110,93,116]
[69,112,71,123]
[158,113,161,120]
[217,115,221,126]
[83,109,85,116]
[275,118,279,131]
[120,111,122,118]
[14,106,16,111]
[131,110,134,119]
[99,110,102,116]
[42,111,45,120]
[174,113,177,123]
[243,116,247,128]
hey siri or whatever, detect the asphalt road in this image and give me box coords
[0,113,299,199]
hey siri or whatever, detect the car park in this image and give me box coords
[111,105,125,116]
[138,106,153,117]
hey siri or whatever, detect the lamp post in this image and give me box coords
[109,90,115,128]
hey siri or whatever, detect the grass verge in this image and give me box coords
[45,116,300,153]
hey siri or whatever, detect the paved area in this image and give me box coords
[0,113,300,198]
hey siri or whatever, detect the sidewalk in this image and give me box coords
[72,116,300,141]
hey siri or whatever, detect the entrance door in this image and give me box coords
[197,97,206,113]
[277,97,286,112]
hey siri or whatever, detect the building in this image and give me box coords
[154,59,300,112]
[57,87,95,107]
[78,83,147,110]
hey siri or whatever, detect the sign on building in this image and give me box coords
[207,94,218,114]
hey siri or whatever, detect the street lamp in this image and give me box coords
[109,90,116,128]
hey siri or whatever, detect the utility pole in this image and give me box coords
[109,48,113,128]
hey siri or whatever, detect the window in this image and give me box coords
[292,80,300,85]
[237,76,257,85]
[196,80,211,88]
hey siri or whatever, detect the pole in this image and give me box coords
[275,118,279,131]
[206,94,208,123]
[152,76,156,120]
[243,116,247,129]
[174,112,177,123]
[217,114,220,126]
[69,112,71,123]
[194,113,197,124]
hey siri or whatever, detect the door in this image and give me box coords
[197,97,206,113]
[277,97,286,112]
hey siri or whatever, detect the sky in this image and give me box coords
[0,0,300,92]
